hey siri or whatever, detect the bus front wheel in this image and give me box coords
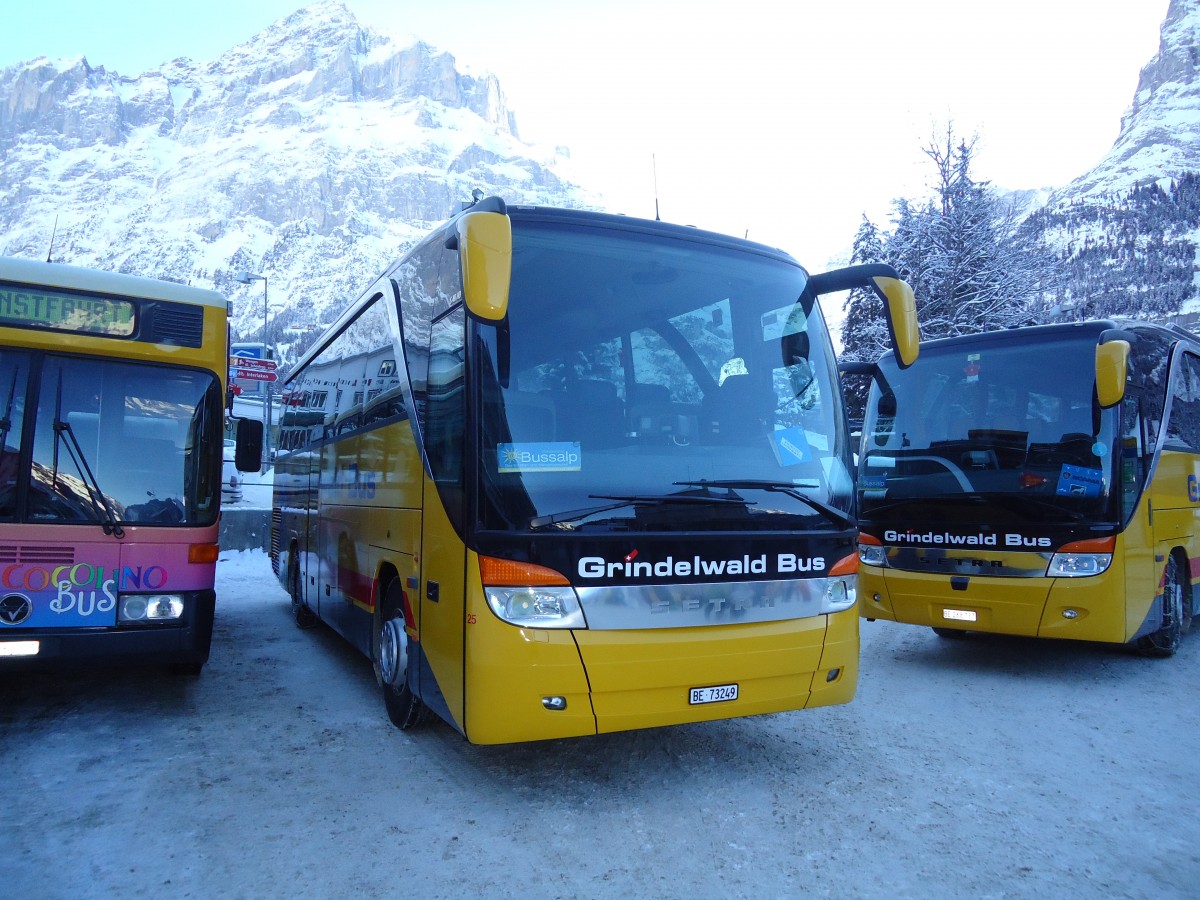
[375,579,425,729]
[289,556,317,629]
[1136,553,1187,658]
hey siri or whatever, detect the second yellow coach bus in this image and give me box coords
[272,197,918,743]
[857,319,1199,657]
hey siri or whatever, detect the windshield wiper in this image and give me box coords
[862,492,1087,525]
[528,499,640,530]
[964,492,1088,524]
[528,489,752,531]
[673,479,855,528]
[0,367,18,449]
[52,376,124,538]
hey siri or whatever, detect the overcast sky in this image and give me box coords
[0,1,1168,268]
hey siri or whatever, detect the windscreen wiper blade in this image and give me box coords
[528,499,638,530]
[53,376,123,538]
[863,492,1089,526]
[963,492,1088,524]
[674,479,854,528]
[528,490,752,531]
[0,368,18,449]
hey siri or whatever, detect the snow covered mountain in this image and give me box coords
[1018,0,1200,321]
[0,1,596,347]
[1059,0,1200,200]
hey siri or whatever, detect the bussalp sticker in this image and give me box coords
[497,442,582,473]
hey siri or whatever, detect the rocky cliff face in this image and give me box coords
[0,1,594,343]
[1057,0,1200,200]
[1013,0,1200,322]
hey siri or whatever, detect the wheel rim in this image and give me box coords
[1166,562,1183,630]
[378,615,408,687]
[290,563,301,614]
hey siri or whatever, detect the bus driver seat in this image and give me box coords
[705,373,771,444]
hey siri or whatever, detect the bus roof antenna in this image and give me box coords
[652,154,661,222]
[45,215,58,263]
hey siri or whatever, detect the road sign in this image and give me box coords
[230,344,269,396]
[232,367,278,383]
[229,356,277,372]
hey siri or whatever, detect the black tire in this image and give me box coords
[169,661,204,676]
[932,627,967,639]
[290,556,317,629]
[374,579,427,730]
[1136,553,1185,658]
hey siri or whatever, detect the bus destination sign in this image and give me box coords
[0,285,136,336]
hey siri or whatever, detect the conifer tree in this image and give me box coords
[840,124,1059,346]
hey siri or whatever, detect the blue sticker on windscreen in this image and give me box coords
[1056,464,1103,497]
[497,442,582,473]
[769,427,812,467]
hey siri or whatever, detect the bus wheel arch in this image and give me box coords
[1136,549,1188,658]
[373,572,425,729]
[288,544,317,629]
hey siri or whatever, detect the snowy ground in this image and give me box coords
[4,549,1198,899]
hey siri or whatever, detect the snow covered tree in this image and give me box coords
[839,216,892,421]
[840,125,1059,347]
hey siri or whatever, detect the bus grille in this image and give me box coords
[145,302,204,348]
[0,545,75,565]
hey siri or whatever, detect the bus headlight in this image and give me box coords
[857,536,886,567]
[119,594,186,622]
[821,577,857,614]
[1046,552,1112,578]
[1046,537,1115,578]
[485,586,586,629]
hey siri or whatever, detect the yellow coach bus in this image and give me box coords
[272,196,918,743]
[856,319,1199,656]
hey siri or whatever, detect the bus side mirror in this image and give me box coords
[1096,340,1130,408]
[807,265,920,370]
[235,417,264,472]
[458,210,512,321]
[871,276,920,369]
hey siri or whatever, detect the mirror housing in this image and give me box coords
[234,417,264,472]
[458,210,512,321]
[807,264,920,369]
[871,276,920,369]
[1095,339,1130,408]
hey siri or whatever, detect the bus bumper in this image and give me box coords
[0,590,215,671]
[859,566,1132,643]
[463,608,857,744]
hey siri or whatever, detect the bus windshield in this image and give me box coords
[475,221,852,533]
[859,332,1118,523]
[0,351,222,526]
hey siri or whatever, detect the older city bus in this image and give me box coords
[857,319,1198,656]
[0,256,258,673]
[272,197,918,743]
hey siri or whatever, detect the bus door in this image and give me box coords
[278,373,321,614]
[1144,351,1200,631]
[414,308,469,728]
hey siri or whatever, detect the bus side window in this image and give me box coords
[1165,353,1200,451]
[426,307,466,488]
[1121,393,1147,521]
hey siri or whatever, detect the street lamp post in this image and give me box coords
[236,271,271,473]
